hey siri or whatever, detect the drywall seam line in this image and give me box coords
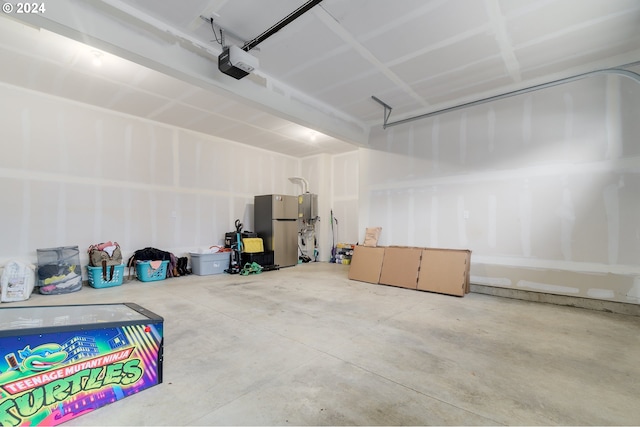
[559,177,575,261]
[56,183,66,245]
[470,275,511,287]
[485,0,521,82]
[332,195,359,203]
[0,82,309,162]
[522,95,532,144]
[519,179,532,257]
[0,167,259,199]
[471,256,640,275]
[430,193,438,247]
[488,195,497,249]
[93,188,102,241]
[20,181,30,255]
[315,6,429,109]
[378,65,640,129]
[364,155,640,191]
[407,190,415,246]
[459,112,467,164]
[457,195,468,247]
[149,192,157,245]
[517,280,579,294]
[603,182,620,265]
[605,75,623,160]
[514,6,640,50]
[432,117,440,173]
[487,108,495,152]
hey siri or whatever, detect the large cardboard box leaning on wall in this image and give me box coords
[418,248,471,296]
[379,246,422,289]
[348,245,385,284]
[348,245,471,297]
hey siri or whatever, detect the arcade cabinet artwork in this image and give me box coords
[0,303,163,426]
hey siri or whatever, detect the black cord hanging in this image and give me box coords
[210,18,226,47]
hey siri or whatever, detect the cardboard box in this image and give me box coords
[348,244,472,298]
[348,245,385,284]
[417,248,471,297]
[379,246,422,289]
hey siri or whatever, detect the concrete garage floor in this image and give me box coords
[11,262,640,426]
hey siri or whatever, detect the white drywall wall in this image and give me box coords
[331,151,360,247]
[295,152,360,262]
[361,75,640,304]
[0,83,301,268]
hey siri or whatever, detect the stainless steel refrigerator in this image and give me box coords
[254,194,298,267]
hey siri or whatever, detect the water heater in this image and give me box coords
[298,193,318,222]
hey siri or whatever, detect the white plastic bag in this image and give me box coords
[1,260,35,302]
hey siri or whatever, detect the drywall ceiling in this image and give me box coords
[2,0,640,157]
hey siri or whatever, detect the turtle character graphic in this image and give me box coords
[18,344,68,371]
[0,343,68,383]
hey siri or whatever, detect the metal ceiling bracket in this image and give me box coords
[381,62,640,129]
[371,96,393,129]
